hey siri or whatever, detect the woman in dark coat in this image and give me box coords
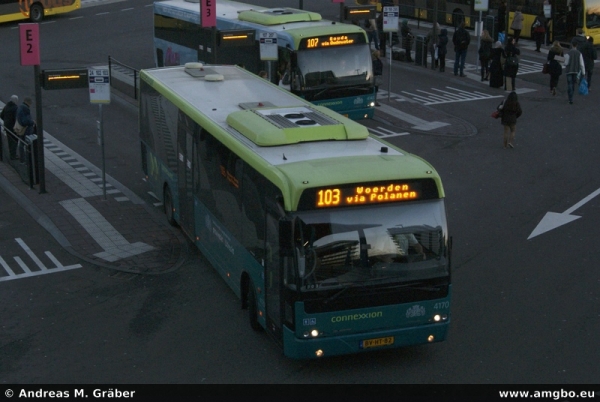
[479,29,494,81]
[489,41,505,88]
[503,36,520,90]
[437,28,449,72]
[498,91,523,149]
[547,41,564,95]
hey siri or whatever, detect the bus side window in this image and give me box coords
[240,164,268,261]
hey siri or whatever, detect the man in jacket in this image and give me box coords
[16,97,35,162]
[0,95,19,160]
[564,39,586,104]
[452,21,470,77]
[572,28,597,90]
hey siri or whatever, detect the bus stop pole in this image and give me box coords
[477,11,482,70]
[34,64,46,194]
[99,104,106,200]
[388,31,392,102]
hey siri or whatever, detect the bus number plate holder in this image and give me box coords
[360,336,394,349]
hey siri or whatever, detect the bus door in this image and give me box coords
[264,197,286,343]
[177,112,195,238]
[552,0,576,43]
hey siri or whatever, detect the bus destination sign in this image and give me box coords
[299,33,366,50]
[298,179,439,210]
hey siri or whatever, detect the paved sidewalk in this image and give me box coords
[0,132,190,275]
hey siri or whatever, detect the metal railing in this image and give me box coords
[108,56,140,100]
[1,126,39,189]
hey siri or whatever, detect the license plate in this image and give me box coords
[360,336,394,349]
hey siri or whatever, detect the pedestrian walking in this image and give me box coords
[532,12,547,51]
[426,22,440,70]
[564,38,585,104]
[510,6,524,43]
[547,41,564,96]
[479,29,494,81]
[400,19,414,62]
[363,18,380,51]
[586,36,597,90]
[572,28,596,91]
[452,21,470,76]
[504,36,520,90]
[0,95,19,160]
[489,41,506,88]
[437,28,449,72]
[372,50,383,106]
[497,91,523,149]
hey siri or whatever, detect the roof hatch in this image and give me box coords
[238,8,322,25]
[226,106,369,146]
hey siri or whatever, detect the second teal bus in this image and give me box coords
[153,0,376,120]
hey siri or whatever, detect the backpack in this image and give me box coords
[456,29,470,50]
[505,55,519,68]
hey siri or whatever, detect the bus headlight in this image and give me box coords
[432,314,448,322]
[303,329,321,338]
[369,101,375,107]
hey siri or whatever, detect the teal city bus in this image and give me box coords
[153,0,376,120]
[139,63,452,359]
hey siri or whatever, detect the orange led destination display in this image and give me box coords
[299,33,366,50]
[299,179,439,210]
[317,183,418,208]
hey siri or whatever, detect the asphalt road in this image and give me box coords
[1,0,600,386]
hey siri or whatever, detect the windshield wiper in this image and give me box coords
[311,84,370,99]
[323,282,359,304]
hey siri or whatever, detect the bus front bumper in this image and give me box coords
[282,320,450,359]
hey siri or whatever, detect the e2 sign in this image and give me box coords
[20,23,40,66]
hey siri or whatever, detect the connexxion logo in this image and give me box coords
[331,311,383,323]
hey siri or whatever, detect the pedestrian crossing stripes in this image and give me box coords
[439,58,543,76]
[369,126,410,138]
[379,87,504,106]
[402,86,505,105]
[0,238,83,282]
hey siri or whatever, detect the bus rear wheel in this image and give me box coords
[29,4,44,22]
[247,280,262,332]
[163,186,177,227]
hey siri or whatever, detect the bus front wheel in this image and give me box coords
[247,280,262,332]
[29,4,44,22]
[164,186,177,227]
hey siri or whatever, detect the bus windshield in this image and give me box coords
[296,44,373,89]
[290,200,449,292]
[586,0,600,28]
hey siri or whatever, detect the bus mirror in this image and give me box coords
[279,219,294,256]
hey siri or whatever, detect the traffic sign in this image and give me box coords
[19,23,40,66]
[88,67,111,104]
[201,0,216,27]
[259,32,278,61]
[383,6,399,32]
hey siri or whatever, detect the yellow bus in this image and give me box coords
[0,0,81,23]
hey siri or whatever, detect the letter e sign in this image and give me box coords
[20,23,40,66]
[201,0,216,27]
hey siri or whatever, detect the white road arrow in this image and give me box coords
[528,188,600,240]
[60,198,154,262]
